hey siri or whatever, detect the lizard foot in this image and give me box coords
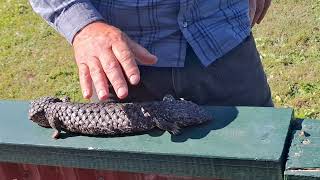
[52,129,61,139]
[154,118,181,135]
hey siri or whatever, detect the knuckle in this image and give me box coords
[78,65,86,72]
[78,65,89,77]
[119,32,128,41]
[118,31,126,40]
[90,67,105,77]
[79,70,90,78]
[75,54,87,64]
[119,50,134,63]
[112,31,126,43]
[92,77,104,85]
[122,60,137,73]
[79,74,91,81]
[111,79,127,88]
[126,67,139,76]
[103,60,120,73]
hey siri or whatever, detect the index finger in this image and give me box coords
[112,40,141,85]
[99,49,129,99]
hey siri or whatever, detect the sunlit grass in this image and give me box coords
[253,0,320,118]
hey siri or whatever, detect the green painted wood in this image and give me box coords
[0,100,293,180]
[284,119,320,180]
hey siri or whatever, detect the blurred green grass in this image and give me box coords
[0,0,81,101]
[0,0,320,118]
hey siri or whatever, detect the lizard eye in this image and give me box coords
[29,111,50,127]
[29,96,60,127]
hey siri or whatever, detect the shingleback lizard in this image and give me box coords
[28,95,212,139]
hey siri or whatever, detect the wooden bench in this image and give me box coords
[284,119,320,180]
[0,100,301,179]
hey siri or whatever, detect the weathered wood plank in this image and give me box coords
[0,100,293,180]
[0,162,220,180]
[285,119,320,180]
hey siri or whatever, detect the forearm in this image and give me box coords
[29,0,104,43]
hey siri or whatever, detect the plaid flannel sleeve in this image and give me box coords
[29,0,105,43]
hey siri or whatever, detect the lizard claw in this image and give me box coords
[154,118,181,135]
[52,129,60,139]
[163,94,175,102]
[61,96,71,102]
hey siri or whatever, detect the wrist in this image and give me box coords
[72,21,109,46]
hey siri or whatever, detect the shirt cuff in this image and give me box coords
[55,1,105,44]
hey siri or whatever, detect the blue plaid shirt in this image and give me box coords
[30,0,251,67]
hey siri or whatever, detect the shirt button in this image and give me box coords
[182,21,188,28]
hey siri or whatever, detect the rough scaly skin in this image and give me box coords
[28,95,212,139]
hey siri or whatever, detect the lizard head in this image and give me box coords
[28,96,62,127]
[162,95,213,126]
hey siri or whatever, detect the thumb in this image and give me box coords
[127,38,158,65]
[249,0,257,26]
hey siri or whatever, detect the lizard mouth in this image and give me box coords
[29,113,51,127]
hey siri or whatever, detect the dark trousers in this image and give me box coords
[107,34,273,107]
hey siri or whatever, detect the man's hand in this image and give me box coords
[249,0,272,26]
[73,22,157,100]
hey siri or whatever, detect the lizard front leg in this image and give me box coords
[47,114,62,139]
[153,117,181,135]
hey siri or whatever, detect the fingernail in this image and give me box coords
[117,87,127,98]
[98,90,107,99]
[130,75,140,85]
[83,90,89,98]
[151,55,158,61]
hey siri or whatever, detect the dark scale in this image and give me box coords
[28,95,212,139]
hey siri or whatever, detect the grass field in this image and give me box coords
[0,0,320,119]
